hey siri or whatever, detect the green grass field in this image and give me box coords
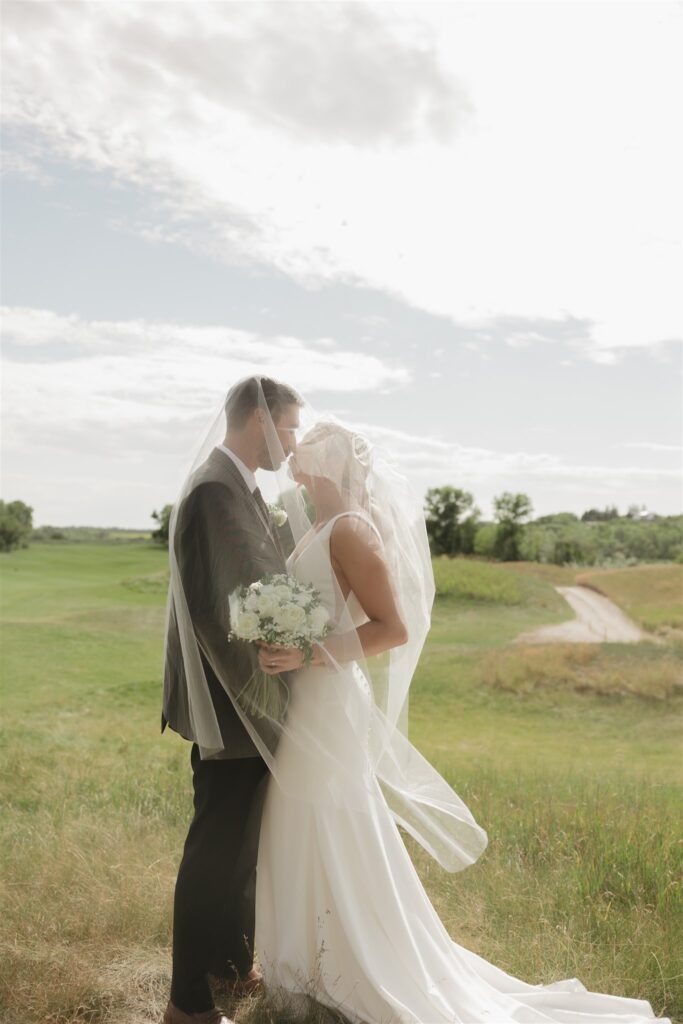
[1,544,681,1024]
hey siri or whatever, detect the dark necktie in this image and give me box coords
[252,486,286,563]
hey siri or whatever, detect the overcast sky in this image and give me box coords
[1,0,681,528]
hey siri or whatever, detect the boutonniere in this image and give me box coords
[267,502,288,527]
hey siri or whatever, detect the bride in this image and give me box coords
[249,412,671,1024]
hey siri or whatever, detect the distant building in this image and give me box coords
[629,506,657,521]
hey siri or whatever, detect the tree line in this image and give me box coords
[423,486,682,566]
[2,492,681,566]
[149,491,683,566]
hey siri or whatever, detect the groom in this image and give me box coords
[160,376,303,1024]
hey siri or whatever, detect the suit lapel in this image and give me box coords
[207,447,282,555]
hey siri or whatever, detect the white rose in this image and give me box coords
[235,610,260,639]
[269,607,287,631]
[309,605,330,635]
[279,604,307,631]
[274,584,292,599]
[292,591,311,606]
[244,591,260,610]
[256,593,279,616]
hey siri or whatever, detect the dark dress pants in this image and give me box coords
[170,743,270,1013]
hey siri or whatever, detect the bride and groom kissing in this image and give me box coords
[160,375,670,1024]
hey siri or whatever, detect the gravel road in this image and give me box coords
[514,585,653,644]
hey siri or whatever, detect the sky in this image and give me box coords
[1,0,681,528]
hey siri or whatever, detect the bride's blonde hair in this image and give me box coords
[299,422,370,501]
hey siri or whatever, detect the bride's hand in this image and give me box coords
[257,642,326,673]
[257,642,304,673]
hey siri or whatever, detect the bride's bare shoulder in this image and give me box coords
[329,514,382,561]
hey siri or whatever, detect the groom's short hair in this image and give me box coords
[225,376,303,430]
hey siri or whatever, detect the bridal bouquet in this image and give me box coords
[228,573,330,719]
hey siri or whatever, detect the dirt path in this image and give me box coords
[514,585,652,644]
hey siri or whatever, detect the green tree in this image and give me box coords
[424,486,478,556]
[492,491,533,561]
[0,500,33,552]
[151,504,173,547]
[581,505,619,522]
[472,522,498,557]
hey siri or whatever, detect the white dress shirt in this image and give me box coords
[216,443,257,493]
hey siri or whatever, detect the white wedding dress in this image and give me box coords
[254,513,670,1024]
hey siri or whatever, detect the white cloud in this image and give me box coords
[329,418,682,500]
[619,441,683,453]
[1,305,410,451]
[0,304,413,523]
[2,308,678,525]
[0,146,55,185]
[2,1,679,362]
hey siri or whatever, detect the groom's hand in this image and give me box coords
[257,642,326,673]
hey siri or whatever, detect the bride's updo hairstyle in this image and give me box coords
[296,421,371,504]
[294,421,394,556]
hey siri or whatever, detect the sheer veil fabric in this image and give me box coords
[164,374,489,873]
[165,374,672,1024]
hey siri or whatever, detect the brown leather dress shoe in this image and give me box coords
[161,999,235,1024]
[211,966,264,998]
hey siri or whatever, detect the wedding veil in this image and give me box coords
[164,374,488,873]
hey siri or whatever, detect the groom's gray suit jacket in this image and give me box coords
[161,446,287,759]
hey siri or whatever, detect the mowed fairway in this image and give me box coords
[1,543,681,1024]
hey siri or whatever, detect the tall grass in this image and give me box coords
[1,545,681,1023]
